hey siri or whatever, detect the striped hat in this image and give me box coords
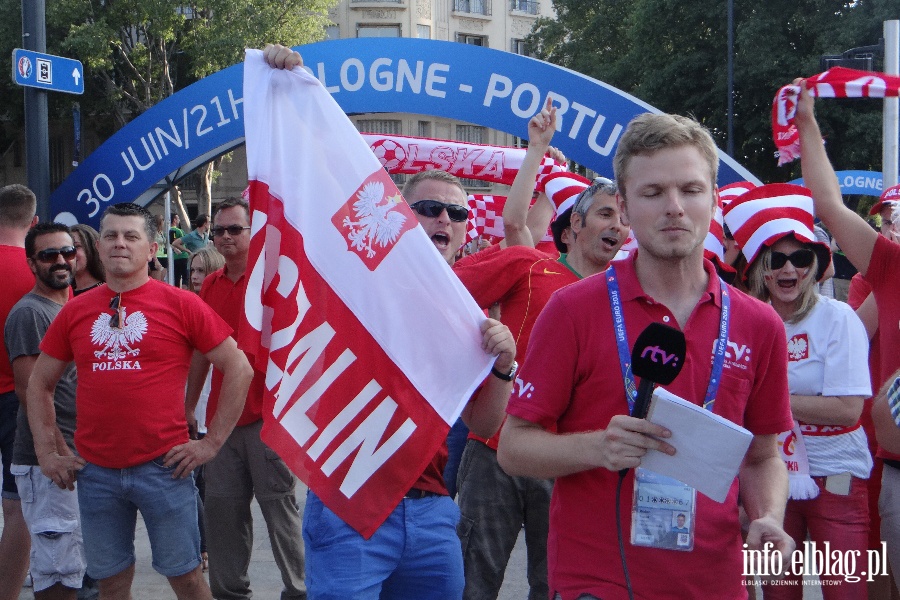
[703,195,736,277]
[717,181,757,209]
[544,172,592,253]
[722,183,831,281]
[869,183,900,216]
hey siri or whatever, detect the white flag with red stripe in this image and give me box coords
[240,50,492,538]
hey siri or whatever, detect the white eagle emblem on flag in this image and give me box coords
[90,309,148,360]
[341,181,408,259]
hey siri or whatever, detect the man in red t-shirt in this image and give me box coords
[185,197,307,600]
[0,184,37,600]
[792,79,900,592]
[498,113,794,600]
[452,103,627,600]
[26,203,252,600]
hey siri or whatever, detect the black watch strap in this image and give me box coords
[490,361,517,382]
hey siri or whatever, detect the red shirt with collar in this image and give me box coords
[453,243,580,449]
[862,235,900,461]
[507,251,792,600]
[200,267,265,426]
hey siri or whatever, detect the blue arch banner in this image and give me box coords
[50,38,761,226]
[789,171,889,197]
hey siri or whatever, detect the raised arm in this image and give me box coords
[504,98,557,247]
[795,80,877,276]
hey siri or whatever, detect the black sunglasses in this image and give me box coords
[211,225,251,238]
[770,249,815,270]
[109,293,122,329]
[409,200,469,223]
[35,246,76,264]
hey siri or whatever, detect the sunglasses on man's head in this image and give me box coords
[35,246,76,264]
[211,225,251,238]
[770,249,815,270]
[409,200,469,223]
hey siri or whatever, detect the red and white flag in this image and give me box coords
[772,67,900,165]
[240,50,493,538]
[362,133,565,185]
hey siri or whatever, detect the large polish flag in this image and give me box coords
[240,50,493,538]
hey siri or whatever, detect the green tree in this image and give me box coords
[527,0,893,190]
[0,0,335,213]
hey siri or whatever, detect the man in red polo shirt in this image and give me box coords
[498,113,794,600]
[186,197,307,600]
[452,104,627,600]
[790,78,900,592]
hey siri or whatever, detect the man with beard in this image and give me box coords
[6,223,84,600]
[498,113,794,600]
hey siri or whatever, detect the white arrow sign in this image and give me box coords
[72,68,81,86]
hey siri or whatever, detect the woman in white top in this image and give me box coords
[725,183,871,600]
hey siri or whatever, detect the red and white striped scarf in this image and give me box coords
[772,67,900,165]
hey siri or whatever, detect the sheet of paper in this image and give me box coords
[640,387,753,503]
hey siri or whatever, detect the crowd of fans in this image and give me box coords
[1,45,900,600]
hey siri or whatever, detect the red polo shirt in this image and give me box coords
[507,252,792,600]
[200,267,265,426]
[453,243,580,449]
[0,246,35,394]
[862,235,900,462]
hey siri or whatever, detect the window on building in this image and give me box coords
[511,39,531,56]
[510,0,539,14]
[418,121,431,138]
[325,25,340,40]
[417,24,431,39]
[454,0,491,16]
[356,119,402,135]
[357,24,401,37]
[456,125,489,187]
[456,33,487,46]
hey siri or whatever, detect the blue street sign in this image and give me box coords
[12,48,84,95]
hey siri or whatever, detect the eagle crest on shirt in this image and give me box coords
[341,181,407,258]
[787,334,809,362]
[91,309,148,361]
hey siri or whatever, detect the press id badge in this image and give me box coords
[631,467,696,551]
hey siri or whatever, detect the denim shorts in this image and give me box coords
[77,458,201,580]
[12,464,86,591]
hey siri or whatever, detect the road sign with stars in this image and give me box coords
[12,48,84,95]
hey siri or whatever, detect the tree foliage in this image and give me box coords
[527,0,896,185]
[1,0,335,157]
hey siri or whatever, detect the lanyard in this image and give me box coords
[605,265,730,413]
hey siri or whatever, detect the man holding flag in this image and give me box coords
[251,45,517,600]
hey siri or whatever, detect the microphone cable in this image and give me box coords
[616,470,635,600]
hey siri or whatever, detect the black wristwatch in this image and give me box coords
[490,360,518,382]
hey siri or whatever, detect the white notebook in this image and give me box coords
[641,387,753,503]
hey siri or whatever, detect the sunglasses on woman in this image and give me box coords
[770,249,815,270]
[35,246,77,264]
[409,200,469,223]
